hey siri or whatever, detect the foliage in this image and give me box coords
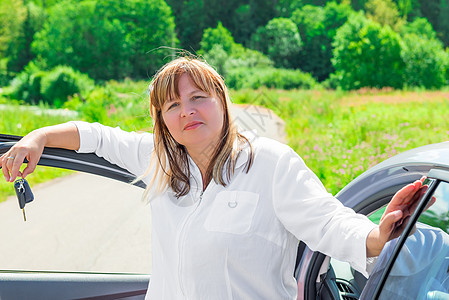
[6,62,46,104]
[0,58,12,87]
[419,0,449,47]
[5,64,94,106]
[200,22,236,54]
[225,44,274,69]
[6,2,46,73]
[250,18,302,69]
[32,0,178,81]
[166,0,278,49]
[276,0,305,17]
[331,13,405,90]
[400,17,438,39]
[63,83,150,130]
[0,0,26,55]
[203,45,229,76]
[225,67,317,90]
[200,24,273,77]
[291,2,354,81]
[204,43,274,78]
[40,66,95,107]
[95,0,178,79]
[364,0,404,31]
[401,34,448,89]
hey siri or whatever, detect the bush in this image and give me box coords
[5,62,44,103]
[6,64,94,106]
[331,13,404,90]
[401,34,448,89]
[226,67,317,90]
[204,43,273,78]
[64,87,113,123]
[40,66,94,107]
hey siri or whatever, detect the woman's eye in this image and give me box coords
[192,95,204,100]
[166,103,178,110]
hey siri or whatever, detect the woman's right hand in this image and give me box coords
[0,129,47,182]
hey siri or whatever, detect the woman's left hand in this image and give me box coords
[367,176,435,257]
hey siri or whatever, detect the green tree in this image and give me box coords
[250,18,302,68]
[396,0,420,20]
[0,0,26,58]
[6,2,46,73]
[32,0,129,80]
[349,0,369,10]
[365,0,404,31]
[165,0,205,50]
[331,13,405,90]
[276,0,305,17]
[437,0,449,46]
[95,0,178,78]
[401,34,447,88]
[32,0,177,81]
[417,0,449,46]
[291,2,353,81]
[0,0,26,84]
[400,17,437,40]
[200,22,236,54]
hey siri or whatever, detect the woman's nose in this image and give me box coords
[180,103,195,117]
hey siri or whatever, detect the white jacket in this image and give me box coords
[73,121,376,300]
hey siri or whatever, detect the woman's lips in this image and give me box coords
[184,121,203,130]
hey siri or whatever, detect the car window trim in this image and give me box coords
[0,139,146,189]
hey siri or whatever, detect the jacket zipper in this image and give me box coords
[178,189,204,297]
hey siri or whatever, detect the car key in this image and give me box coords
[14,178,34,221]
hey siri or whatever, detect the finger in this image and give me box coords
[394,183,420,204]
[2,152,15,181]
[22,162,37,178]
[380,210,403,239]
[4,155,16,180]
[424,196,437,211]
[407,185,428,213]
[9,152,27,182]
[2,158,10,181]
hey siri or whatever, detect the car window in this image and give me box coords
[0,168,151,274]
[363,179,449,299]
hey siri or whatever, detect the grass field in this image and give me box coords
[1,84,449,203]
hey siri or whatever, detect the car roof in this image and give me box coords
[337,141,449,210]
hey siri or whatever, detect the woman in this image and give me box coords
[1,57,426,299]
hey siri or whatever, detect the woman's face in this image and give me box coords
[161,73,224,155]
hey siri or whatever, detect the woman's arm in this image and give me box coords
[1,122,80,182]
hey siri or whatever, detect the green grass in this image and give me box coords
[231,88,449,195]
[2,84,449,203]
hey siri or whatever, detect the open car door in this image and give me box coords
[0,134,150,300]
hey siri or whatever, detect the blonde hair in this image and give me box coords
[142,56,253,199]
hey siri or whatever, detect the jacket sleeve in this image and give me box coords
[71,121,154,178]
[272,147,376,276]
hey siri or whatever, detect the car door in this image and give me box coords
[361,169,449,299]
[295,142,449,300]
[0,134,150,300]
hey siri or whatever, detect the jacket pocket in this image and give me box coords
[204,191,259,234]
